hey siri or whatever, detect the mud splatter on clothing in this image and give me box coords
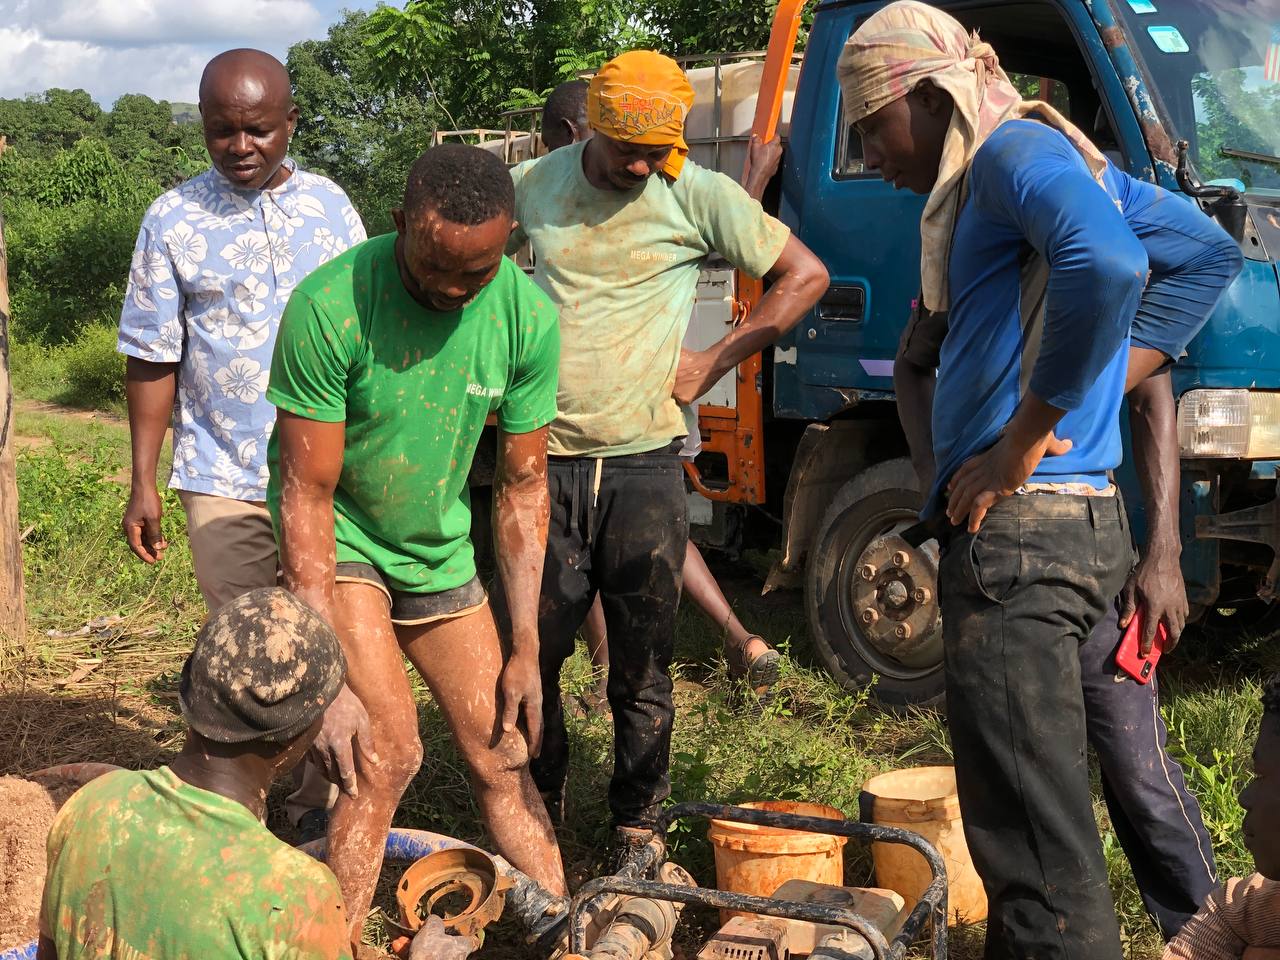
[41,767,351,960]
[266,234,560,594]
[508,143,789,458]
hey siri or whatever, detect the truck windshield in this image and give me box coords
[1116,0,1280,194]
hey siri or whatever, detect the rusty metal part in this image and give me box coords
[1194,478,1280,601]
[1088,0,1178,173]
[395,847,514,940]
[849,533,941,666]
[697,916,790,960]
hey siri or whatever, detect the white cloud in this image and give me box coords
[0,28,215,103]
[0,0,352,106]
[37,0,324,48]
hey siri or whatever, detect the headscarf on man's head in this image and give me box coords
[837,0,1108,311]
[587,50,695,180]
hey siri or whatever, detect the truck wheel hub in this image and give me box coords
[850,533,941,664]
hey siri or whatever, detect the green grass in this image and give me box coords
[2,399,1267,960]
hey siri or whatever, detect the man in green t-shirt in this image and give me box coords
[267,144,567,940]
[39,588,474,960]
[506,51,828,858]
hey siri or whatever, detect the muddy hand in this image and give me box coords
[123,484,168,563]
[1118,543,1187,655]
[310,683,379,798]
[500,649,543,757]
[744,134,783,198]
[674,347,718,406]
[947,431,1073,533]
[409,917,480,960]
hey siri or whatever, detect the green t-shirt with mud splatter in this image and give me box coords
[509,142,790,458]
[265,233,560,594]
[41,767,351,960]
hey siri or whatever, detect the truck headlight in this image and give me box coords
[1177,389,1280,458]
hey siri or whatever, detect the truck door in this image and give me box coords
[774,0,927,424]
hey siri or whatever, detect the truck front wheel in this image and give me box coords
[805,459,946,710]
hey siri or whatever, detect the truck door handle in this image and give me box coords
[816,285,865,323]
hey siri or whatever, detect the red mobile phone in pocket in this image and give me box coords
[1115,606,1168,684]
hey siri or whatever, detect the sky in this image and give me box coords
[0,0,378,107]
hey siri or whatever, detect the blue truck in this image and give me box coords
[471,0,1280,707]
[671,0,1280,707]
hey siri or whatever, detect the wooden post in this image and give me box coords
[0,205,25,643]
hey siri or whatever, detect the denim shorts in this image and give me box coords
[334,562,486,626]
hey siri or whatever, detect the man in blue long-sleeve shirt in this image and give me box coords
[838,3,1242,958]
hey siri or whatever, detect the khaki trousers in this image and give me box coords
[177,490,337,822]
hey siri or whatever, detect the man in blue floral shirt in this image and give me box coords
[117,48,365,835]
[118,47,364,603]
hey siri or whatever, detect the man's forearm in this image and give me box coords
[125,357,177,487]
[279,485,339,623]
[1007,392,1068,449]
[1127,369,1180,552]
[493,446,549,655]
[704,252,827,378]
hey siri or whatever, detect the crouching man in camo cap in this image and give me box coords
[37,587,477,960]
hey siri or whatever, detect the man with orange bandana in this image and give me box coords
[505,50,828,862]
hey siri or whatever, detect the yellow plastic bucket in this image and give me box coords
[707,800,848,924]
[861,766,987,925]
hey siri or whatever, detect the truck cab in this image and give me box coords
[765,0,1280,705]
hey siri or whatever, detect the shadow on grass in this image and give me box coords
[0,684,180,774]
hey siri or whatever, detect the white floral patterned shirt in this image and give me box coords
[118,159,366,500]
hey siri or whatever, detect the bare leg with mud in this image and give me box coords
[400,602,566,897]
[325,583,423,941]
[326,583,566,942]
[681,542,772,673]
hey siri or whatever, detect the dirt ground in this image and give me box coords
[0,776,59,948]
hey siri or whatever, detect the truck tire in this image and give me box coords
[805,458,946,710]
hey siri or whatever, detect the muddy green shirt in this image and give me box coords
[41,767,351,960]
[509,142,790,457]
[266,234,559,594]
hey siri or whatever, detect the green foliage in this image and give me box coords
[648,0,809,59]
[287,10,438,236]
[0,88,102,156]
[1193,69,1280,190]
[360,0,660,131]
[61,324,127,408]
[2,195,148,343]
[16,442,198,633]
[22,137,143,207]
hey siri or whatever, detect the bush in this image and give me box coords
[3,196,143,344]
[61,324,126,408]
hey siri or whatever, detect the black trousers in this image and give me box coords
[940,494,1133,960]
[531,445,688,828]
[1081,604,1217,939]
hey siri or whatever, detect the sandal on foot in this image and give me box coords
[728,635,781,692]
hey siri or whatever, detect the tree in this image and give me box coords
[647,0,809,59]
[0,88,102,157]
[0,207,24,642]
[288,10,438,235]
[1192,69,1280,191]
[360,0,657,127]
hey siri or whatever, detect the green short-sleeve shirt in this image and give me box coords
[509,143,790,457]
[41,767,351,960]
[267,233,560,594]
